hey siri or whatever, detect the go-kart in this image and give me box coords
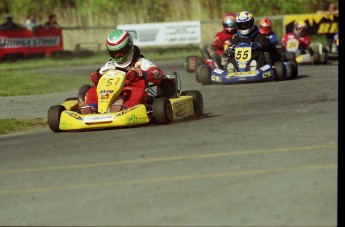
[47,69,203,132]
[283,36,327,64]
[195,42,298,85]
[184,39,231,74]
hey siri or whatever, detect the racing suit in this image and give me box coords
[265,31,279,45]
[84,46,164,111]
[213,30,235,56]
[224,25,280,68]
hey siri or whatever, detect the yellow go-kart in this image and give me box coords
[48,70,203,132]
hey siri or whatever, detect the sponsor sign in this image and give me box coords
[284,13,338,35]
[117,21,201,46]
[0,27,63,58]
[84,114,114,123]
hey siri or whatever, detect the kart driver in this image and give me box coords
[80,29,166,114]
[259,17,279,45]
[223,11,280,72]
[212,12,237,56]
[281,21,311,54]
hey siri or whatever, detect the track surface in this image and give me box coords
[0,60,338,226]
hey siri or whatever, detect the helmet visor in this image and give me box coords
[237,20,253,31]
[108,42,133,60]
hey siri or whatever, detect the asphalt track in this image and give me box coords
[0,60,338,226]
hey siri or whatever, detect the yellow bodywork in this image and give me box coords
[57,95,194,131]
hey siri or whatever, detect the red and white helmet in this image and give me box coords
[259,17,272,35]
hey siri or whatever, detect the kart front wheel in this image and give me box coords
[274,61,286,81]
[198,64,211,85]
[153,98,173,125]
[48,105,66,132]
[77,84,91,103]
[181,90,203,119]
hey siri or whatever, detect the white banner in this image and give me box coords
[117,21,201,47]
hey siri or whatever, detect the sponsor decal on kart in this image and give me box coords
[99,90,114,100]
[65,111,83,120]
[226,71,257,78]
[60,121,74,129]
[211,75,222,82]
[173,101,190,118]
[126,115,139,124]
[213,68,224,74]
[84,114,114,123]
[116,106,138,117]
[260,65,271,71]
[262,71,273,78]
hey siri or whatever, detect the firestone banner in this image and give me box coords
[284,13,338,35]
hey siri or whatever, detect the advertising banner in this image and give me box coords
[284,13,338,35]
[0,27,63,58]
[117,21,201,47]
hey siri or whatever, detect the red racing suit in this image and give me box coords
[213,30,235,55]
[84,47,164,110]
[281,32,311,54]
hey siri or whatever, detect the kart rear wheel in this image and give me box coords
[291,59,298,79]
[285,52,296,61]
[198,64,211,85]
[313,51,321,64]
[274,61,286,81]
[181,90,203,119]
[77,84,91,103]
[48,105,66,132]
[153,98,173,125]
[185,56,203,73]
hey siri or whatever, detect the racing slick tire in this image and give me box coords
[181,90,203,119]
[77,84,91,103]
[198,64,211,85]
[291,59,298,79]
[48,105,66,132]
[313,51,321,64]
[274,61,286,81]
[185,56,203,73]
[153,98,173,125]
[285,52,296,61]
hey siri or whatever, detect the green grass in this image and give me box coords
[0,118,47,135]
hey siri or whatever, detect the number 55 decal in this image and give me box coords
[235,47,251,62]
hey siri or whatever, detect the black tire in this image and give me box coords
[77,84,91,103]
[274,61,286,81]
[285,52,295,61]
[48,105,66,132]
[198,64,211,85]
[185,56,203,73]
[313,51,321,64]
[153,98,173,125]
[181,90,203,119]
[291,59,298,79]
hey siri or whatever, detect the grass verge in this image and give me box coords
[0,118,47,135]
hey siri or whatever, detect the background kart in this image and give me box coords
[283,36,327,64]
[194,42,298,85]
[48,70,203,132]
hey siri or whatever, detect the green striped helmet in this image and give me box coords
[106,29,134,67]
